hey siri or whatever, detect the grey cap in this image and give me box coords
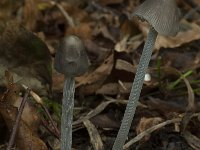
[132,0,181,36]
[55,35,90,77]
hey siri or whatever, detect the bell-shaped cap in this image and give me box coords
[54,35,90,77]
[132,0,181,36]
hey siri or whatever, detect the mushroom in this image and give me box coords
[54,35,90,150]
[112,0,181,149]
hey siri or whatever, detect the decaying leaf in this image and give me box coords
[90,113,120,129]
[0,22,52,95]
[136,20,200,49]
[136,117,163,135]
[83,120,104,150]
[155,21,200,49]
[76,54,114,87]
[0,103,47,150]
[183,131,200,150]
[1,74,40,132]
[96,82,132,95]
[136,117,163,142]
[66,23,93,40]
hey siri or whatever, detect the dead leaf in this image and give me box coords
[1,74,40,132]
[93,22,116,43]
[183,131,200,150]
[73,98,128,127]
[123,118,182,149]
[137,20,200,49]
[136,117,163,135]
[66,23,93,40]
[155,21,200,49]
[0,22,52,95]
[90,114,120,129]
[23,0,39,30]
[115,59,135,73]
[0,103,47,150]
[96,82,132,95]
[83,120,104,150]
[76,54,114,87]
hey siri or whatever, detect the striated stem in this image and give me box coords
[61,77,75,150]
[112,27,158,150]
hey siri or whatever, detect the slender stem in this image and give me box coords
[112,27,158,150]
[7,88,30,150]
[61,77,75,150]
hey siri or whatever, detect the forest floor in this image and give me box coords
[0,0,200,149]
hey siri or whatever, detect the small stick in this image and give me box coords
[22,84,60,138]
[7,88,30,150]
[123,118,181,149]
[50,1,75,27]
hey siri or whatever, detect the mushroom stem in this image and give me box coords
[61,77,75,150]
[112,27,157,150]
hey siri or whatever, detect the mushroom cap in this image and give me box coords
[132,0,181,36]
[54,35,90,77]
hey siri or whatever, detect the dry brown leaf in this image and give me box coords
[90,114,120,129]
[76,54,114,87]
[115,34,130,52]
[155,21,200,49]
[1,75,40,132]
[137,20,200,49]
[73,99,116,126]
[96,82,132,95]
[0,0,22,22]
[136,117,163,134]
[85,39,111,64]
[123,118,181,149]
[147,97,186,113]
[120,20,140,38]
[73,98,128,127]
[83,120,104,150]
[66,23,93,40]
[194,0,200,5]
[24,0,39,30]
[0,103,47,150]
[181,113,200,150]
[183,131,200,150]
[93,23,116,43]
[115,59,135,73]
[60,2,89,21]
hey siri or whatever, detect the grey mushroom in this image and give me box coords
[55,36,90,77]
[133,0,181,36]
[54,35,90,150]
[112,0,181,149]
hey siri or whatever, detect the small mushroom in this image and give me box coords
[54,35,90,150]
[112,0,181,149]
[134,0,181,36]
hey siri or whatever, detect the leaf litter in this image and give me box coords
[0,0,200,149]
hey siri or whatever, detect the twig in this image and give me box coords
[42,105,60,138]
[7,88,30,150]
[21,84,60,139]
[123,118,181,149]
[41,118,60,139]
[50,1,75,27]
